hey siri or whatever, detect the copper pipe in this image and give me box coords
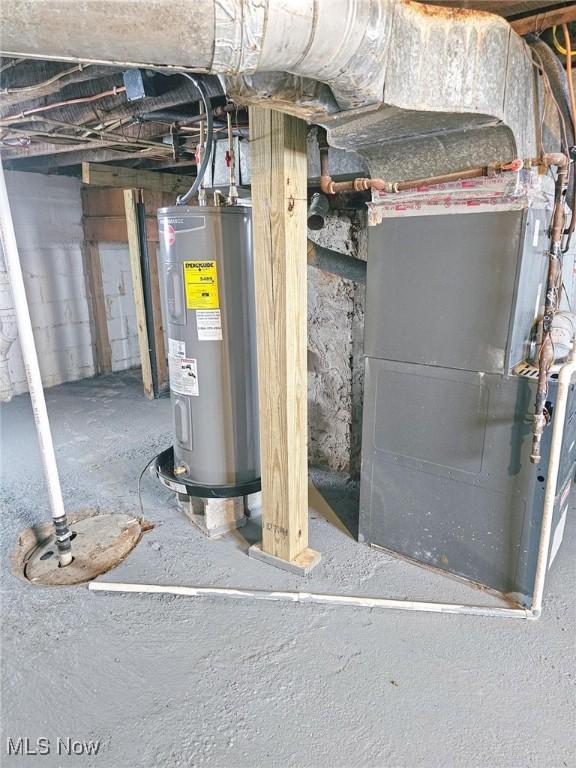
[530,155,569,463]
[318,131,524,195]
[543,151,569,169]
[319,169,503,196]
[2,86,126,123]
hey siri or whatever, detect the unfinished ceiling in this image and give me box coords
[0,1,573,179]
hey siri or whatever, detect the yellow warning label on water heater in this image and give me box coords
[183,260,219,310]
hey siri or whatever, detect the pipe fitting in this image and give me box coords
[543,152,569,169]
[319,175,335,195]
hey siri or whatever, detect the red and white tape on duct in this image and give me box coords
[367,166,554,225]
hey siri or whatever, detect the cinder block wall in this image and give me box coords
[4,172,143,394]
[4,171,95,394]
[98,243,141,372]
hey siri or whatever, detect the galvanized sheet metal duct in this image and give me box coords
[1,0,392,109]
[0,1,541,168]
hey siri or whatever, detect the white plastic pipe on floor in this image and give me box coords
[530,344,576,617]
[89,581,530,618]
[0,160,72,566]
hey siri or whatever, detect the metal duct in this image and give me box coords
[0,1,541,169]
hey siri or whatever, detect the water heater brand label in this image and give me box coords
[196,309,222,341]
[183,260,220,309]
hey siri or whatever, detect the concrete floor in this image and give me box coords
[1,370,575,768]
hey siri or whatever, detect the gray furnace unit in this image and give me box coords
[359,207,576,606]
[156,205,260,496]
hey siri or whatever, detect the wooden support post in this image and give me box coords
[147,241,168,392]
[142,190,170,393]
[123,189,154,399]
[81,189,112,374]
[248,107,320,574]
[83,241,112,374]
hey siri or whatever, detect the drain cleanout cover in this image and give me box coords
[13,512,143,586]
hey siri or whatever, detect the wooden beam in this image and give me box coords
[509,5,576,36]
[83,163,195,194]
[123,189,154,400]
[248,106,320,572]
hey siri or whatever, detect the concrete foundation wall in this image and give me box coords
[307,209,366,476]
[4,171,95,395]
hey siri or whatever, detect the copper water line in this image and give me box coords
[318,128,522,195]
[530,153,569,464]
[319,161,518,195]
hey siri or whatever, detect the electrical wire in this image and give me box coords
[176,73,214,205]
[562,281,573,310]
[0,64,90,95]
[553,25,576,57]
[137,454,161,519]
[0,58,25,75]
[528,45,571,154]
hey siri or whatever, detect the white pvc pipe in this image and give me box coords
[89,581,531,619]
[530,345,576,617]
[0,160,72,566]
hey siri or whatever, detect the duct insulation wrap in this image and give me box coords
[157,206,260,489]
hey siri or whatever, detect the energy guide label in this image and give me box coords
[196,309,222,341]
[183,260,219,309]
